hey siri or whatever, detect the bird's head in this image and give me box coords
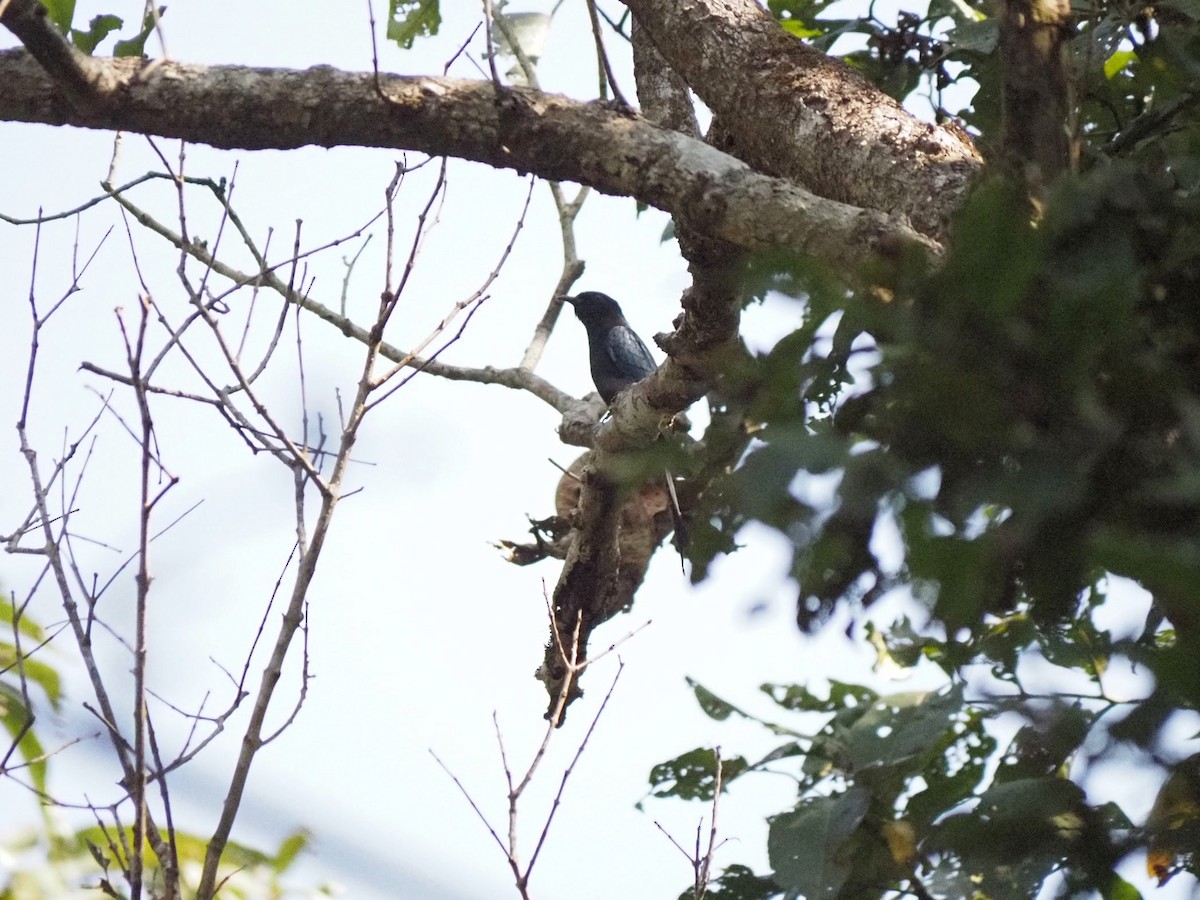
[565,291,625,328]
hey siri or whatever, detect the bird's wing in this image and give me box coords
[605,326,658,380]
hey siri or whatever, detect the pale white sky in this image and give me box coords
[0,3,1193,899]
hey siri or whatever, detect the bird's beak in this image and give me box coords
[562,295,576,306]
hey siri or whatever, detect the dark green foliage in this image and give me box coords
[689,864,781,899]
[47,4,167,57]
[693,162,1200,652]
[648,748,750,802]
[388,0,441,49]
[769,787,873,897]
[113,6,164,59]
[40,0,75,33]
[70,14,122,54]
[660,52,1200,893]
[0,596,60,798]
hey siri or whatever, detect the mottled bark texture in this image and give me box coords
[0,0,117,111]
[621,0,983,240]
[533,21,739,718]
[534,452,677,715]
[632,18,700,138]
[0,48,936,274]
[998,0,1076,191]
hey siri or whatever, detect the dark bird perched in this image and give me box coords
[565,291,658,403]
[565,291,687,566]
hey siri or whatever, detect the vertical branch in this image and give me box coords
[517,182,587,372]
[483,5,591,373]
[117,290,180,900]
[15,227,178,887]
[998,0,1075,199]
[124,299,150,900]
[695,750,723,897]
[584,0,629,106]
[197,158,452,900]
[434,611,634,900]
[195,415,341,898]
[632,19,700,139]
[481,0,504,90]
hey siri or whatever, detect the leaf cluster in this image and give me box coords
[0,595,61,800]
[666,89,1200,900]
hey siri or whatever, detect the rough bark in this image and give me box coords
[998,0,1075,192]
[529,21,746,719]
[632,18,700,139]
[622,0,984,240]
[0,48,937,274]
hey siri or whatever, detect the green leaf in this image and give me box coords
[685,678,805,736]
[691,681,738,720]
[113,6,163,59]
[865,616,939,671]
[946,18,998,53]
[0,647,63,709]
[695,864,781,899]
[768,787,870,897]
[930,777,1087,898]
[270,828,310,873]
[40,0,76,32]
[976,612,1038,675]
[0,596,46,642]
[762,680,878,713]
[841,686,964,772]
[648,748,749,800]
[70,14,123,55]
[993,704,1091,782]
[388,0,441,49]
[907,713,997,827]
[0,682,47,795]
[780,19,822,38]
[977,775,1086,825]
[1038,617,1112,677]
[1101,873,1143,900]
[903,507,1009,631]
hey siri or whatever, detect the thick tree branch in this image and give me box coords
[539,262,740,718]
[631,18,699,139]
[0,49,939,273]
[622,0,983,240]
[999,0,1075,192]
[530,19,749,717]
[0,0,114,112]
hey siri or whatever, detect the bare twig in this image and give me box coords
[655,748,726,900]
[481,0,504,90]
[584,0,629,106]
[101,176,580,410]
[437,591,641,899]
[14,211,176,886]
[196,155,433,899]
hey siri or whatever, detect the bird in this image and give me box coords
[564,291,658,404]
[565,291,687,565]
